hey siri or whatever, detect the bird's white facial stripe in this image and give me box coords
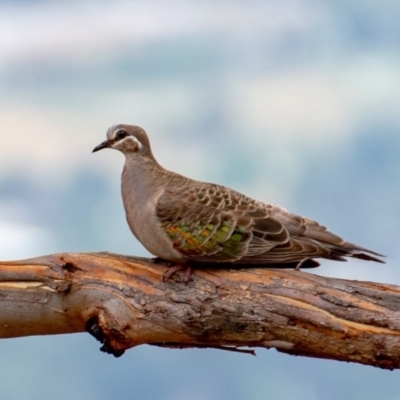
[107,125,119,140]
[114,135,142,149]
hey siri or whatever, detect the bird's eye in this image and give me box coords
[116,130,127,140]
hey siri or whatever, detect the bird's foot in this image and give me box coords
[150,258,193,282]
[162,263,193,282]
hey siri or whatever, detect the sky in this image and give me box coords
[1,1,400,399]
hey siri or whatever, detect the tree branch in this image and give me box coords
[1,252,399,369]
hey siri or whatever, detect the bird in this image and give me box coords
[93,124,384,280]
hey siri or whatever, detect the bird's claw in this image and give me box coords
[162,263,193,282]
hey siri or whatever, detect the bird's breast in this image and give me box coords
[121,182,185,262]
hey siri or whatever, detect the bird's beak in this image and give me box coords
[92,140,111,153]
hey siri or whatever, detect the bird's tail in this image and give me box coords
[327,241,385,264]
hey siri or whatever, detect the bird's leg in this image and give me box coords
[184,265,193,282]
[162,264,183,280]
[295,258,309,270]
[162,263,193,282]
[149,257,193,282]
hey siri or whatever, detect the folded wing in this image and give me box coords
[156,182,384,266]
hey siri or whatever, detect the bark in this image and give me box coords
[0,252,399,369]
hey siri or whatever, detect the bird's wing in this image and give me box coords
[156,182,346,264]
[156,182,385,264]
[156,183,260,262]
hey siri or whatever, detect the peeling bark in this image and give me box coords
[0,252,399,369]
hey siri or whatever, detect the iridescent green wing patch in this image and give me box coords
[161,222,217,256]
[156,184,259,262]
[160,216,252,261]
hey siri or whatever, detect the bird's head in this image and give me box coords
[92,124,152,157]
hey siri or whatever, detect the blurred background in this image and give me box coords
[1,0,399,399]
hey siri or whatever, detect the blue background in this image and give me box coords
[1,1,399,399]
